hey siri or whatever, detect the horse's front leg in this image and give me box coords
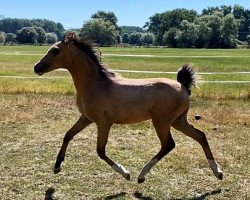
[96,122,130,180]
[54,115,92,173]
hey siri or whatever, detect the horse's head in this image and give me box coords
[34,33,77,76]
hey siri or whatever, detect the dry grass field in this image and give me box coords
[0,93,249,199]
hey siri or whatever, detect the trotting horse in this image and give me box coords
[34,33,223,183]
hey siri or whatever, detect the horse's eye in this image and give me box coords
[51,48,59,55]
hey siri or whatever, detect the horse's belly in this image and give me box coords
[115,117,151,124]
[113,108,151,124]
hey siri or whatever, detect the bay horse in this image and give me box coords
[34,33,223,183]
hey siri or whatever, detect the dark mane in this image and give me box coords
[71,39,115,80]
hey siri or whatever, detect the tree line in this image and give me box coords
[0,4,249,48]
[0,18,65,44]
[146,5,250,48]
[79,5,250,48]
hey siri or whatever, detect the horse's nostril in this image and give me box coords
[34,65,41,74]
[34,62,48,75]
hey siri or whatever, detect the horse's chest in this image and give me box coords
[76,95,87,115]
[76,95,102,121]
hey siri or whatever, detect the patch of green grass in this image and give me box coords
[0,45,49,55]
[194,83,250,100]
[0,94,249,199]
[0,45,249,99]
[0,78,74,94]
[101,47,250,57]
[105,56,250,72]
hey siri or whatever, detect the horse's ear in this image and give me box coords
[64,32,77,43]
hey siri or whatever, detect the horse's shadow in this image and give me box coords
[45,187,225,199]
[181,188,223,200]
[102,188,224,200]
[44,187,55,200]
[103,192,127,199]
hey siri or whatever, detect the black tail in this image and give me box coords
[177,64,196,95]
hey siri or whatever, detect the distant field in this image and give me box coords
[0,45,249,99]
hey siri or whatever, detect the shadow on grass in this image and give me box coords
[133,188,224,200]
[179,188,223,200]
[103,192,127,200]
[44,187,55,200]
[133,191,154,200]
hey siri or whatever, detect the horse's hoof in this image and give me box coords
[123,173,130,181]
[138,177,145,184]
[54,167,61,174]
[217,172,223,180]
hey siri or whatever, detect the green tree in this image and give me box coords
[0,18,65,37]
[91,11,119,30]
[202,6,220,15]
[221,14,240,47]
[116,35,121,44]
[194,21,212,48]
[141,32,155,47]
[120,26,144,35]
[199,12,224,48]
[34,26,46,44]
[144,13,164,45]
[221,5,232,15]
[246,34,250,47]
[129,32,142,45]
[80,18,118,46]
[55,22,65,40]
[162,28,178,47]
[175,20,199,48]
[42,19,57,32]
[16,27,38,43]
[145,9,198,45]
[46,33,58,44]
[233,5,250,41]
[201,4,250,41]
[5,33,16,43]
[56,22,64,31]
[122,33,130,43]
[202,5,232,16]
[233,5,245,18]
[0,31,6,43]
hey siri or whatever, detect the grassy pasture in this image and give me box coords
[0,46,249,199]
[0,94,249,199]
[0,45,249,99]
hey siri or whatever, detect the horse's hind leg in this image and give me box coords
[96,122,130,180]
[172,112,223,180]
[138,121,175,183]
[54,115,92,173]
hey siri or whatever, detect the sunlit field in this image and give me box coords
[0,45,249,99]
[0,45,249,199]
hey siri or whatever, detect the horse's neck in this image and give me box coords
[68,54,100,95]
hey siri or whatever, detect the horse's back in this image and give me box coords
[105,77,190,124]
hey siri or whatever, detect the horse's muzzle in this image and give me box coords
[34,61,48,76]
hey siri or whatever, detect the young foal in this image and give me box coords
[34,33,223,183]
